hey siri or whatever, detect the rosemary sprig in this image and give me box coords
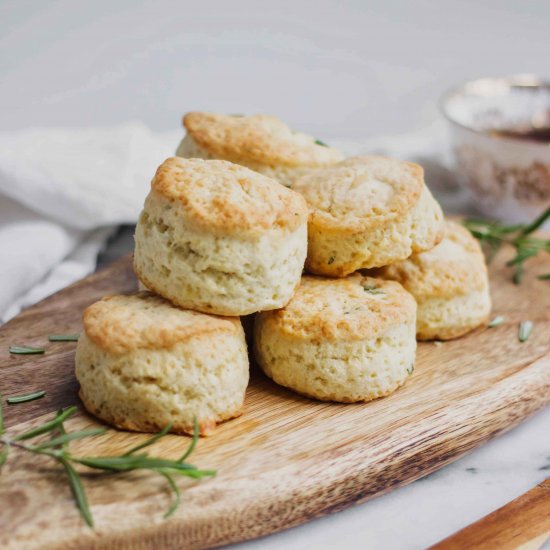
[7,391,46,404]
[9,346,45,355]
[463,206,550,284]
[0,402,215,526]
[48,334,80,342]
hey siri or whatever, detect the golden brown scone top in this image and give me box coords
[83,292,241,355]
[257,275,416,342]
[183,112,343,167]
[151,157,308,235]
[376,221,488,299]
[293,156,424,231]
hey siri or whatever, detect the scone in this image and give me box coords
[375,220,491,340]
[75,292,249,436]
[176,112,343,187]
[254,275,417,403]
[292,156,445,277]
[134,157,308,316]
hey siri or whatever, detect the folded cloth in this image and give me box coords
[0,120,473,324]
[0,122,179,323]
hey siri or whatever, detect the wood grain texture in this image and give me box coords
[0,245,549,549]
[430,477,550,550]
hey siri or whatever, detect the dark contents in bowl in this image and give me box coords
[489,126,550,144]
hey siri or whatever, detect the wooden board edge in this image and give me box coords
[429,477,550,549]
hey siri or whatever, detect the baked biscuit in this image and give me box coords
[176,112,343,187]
[375,220,491,340]
[293,156,445,276]
[75,292,249,436]
[134,157,308,316]
[254,275,417,402]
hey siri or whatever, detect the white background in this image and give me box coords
[1,1,550,548]
[2,0,549,138]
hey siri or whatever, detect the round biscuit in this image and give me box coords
[293,156,445,276]
[133,157,309,316]
[176,112,343,187]
[75,292,249,435]
[254,275,417,402]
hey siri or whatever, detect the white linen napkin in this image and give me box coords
[0,122,179,323]
[0,120,472,324]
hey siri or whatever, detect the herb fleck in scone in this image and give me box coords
[293,156,445,277]
[134,157,309,316]
[176,112,343,187]
[75,292,249,436]
[375,220,491,340]
[254,275,417,403]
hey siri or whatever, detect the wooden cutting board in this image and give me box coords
[1,244,549,550]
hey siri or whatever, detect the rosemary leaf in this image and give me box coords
[0,444,8,467]
[363,285,384,295]
[0,394,4,435]
[179,417,199,462]
[159,471,180,518]
[123,423,173,456]
[519,206,550,236]
[7,391,46,404]
[518,321,533,343]
[59,457,94,527]
[171,468,217,479]
[314,139,328,147]
[328,256,335,264]
[507,246,541,266]
[513,264,524,285]
[74,455,201,473]
[33,429,106,451]
[14,406,77,441]
[488,315,505,328]
[538,273,550,280]
[9,346,45,355]
[52,409,69,451]
[48,334,80,342]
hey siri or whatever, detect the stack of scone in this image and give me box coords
[77,151,309,435]
[75,112,491,436]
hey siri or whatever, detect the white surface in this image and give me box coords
[1,1,549,548]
